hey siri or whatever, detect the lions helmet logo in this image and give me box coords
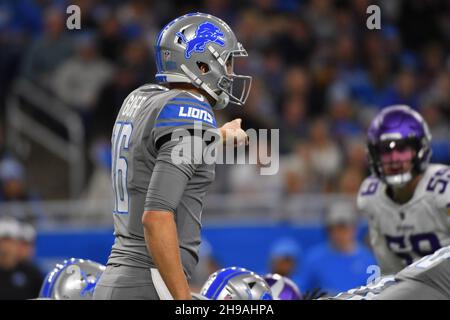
[79,270,102,297]
[177,21,225,59]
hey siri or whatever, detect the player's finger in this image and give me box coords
[235,129,248,147]
[232,118,242,127]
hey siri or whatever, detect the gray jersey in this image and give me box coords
[357,164,450,274]
[328,245,450,300]
[393,244,450,297]
[106,84,219,279]
[325,275,397,300]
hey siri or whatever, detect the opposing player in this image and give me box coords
[326,245,450,300]
[375,244,450,300]
[93,13,251,300]
[358,105,450,274]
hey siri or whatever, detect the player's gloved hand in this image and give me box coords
[219,118,249,147]
[302,288,328,300]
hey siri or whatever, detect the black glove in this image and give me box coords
[302,287,328,300]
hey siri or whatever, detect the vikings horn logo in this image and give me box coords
[177,21,225,59]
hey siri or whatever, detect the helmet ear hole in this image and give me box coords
[197,61,210,74]
[176,29,187,45]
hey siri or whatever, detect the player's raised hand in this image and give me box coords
[219,118,249,147]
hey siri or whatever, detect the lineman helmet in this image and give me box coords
[39,258,105,300]
[200,267,273,300]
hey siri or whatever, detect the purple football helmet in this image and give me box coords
[263,273,302,300]
[367,105,432,186]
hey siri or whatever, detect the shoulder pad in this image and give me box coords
[357,176,381,211]
[422,164,450,210]
[155,90,216,128]
[137,84,169,93]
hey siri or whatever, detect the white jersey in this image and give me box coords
[357,164,450,275]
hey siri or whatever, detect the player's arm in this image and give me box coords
[144,94,241,299]
[142,136,200,300]
[142,210,191,299]
[327,275,397,300]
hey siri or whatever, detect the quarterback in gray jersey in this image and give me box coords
[358,105,450,275]
[327,245,450,300]
[93,13,251,300]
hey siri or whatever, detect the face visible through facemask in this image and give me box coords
[225,55,233,75]
[379,143,416,178]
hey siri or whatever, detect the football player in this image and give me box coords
[326,244,450,300]
[358,105,450,274]
[374,244,450,300]
[93,13,251,300]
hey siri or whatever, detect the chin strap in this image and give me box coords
[385,171,413,187]
[214,92,229,110]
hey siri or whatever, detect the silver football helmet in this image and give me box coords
[192,292,210,300]
[39,258,105,300]
[200,267,273,300]
[155,12,252,110]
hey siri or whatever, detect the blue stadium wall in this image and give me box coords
[35,222,370,275]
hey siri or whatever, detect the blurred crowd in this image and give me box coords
[0,0,448,203]
[0,216,43,299]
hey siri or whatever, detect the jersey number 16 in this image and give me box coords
[112,122,133,214]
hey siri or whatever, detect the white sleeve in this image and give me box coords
[428,165,450,232]
[357,178,404,275]
[366,214,404,275]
